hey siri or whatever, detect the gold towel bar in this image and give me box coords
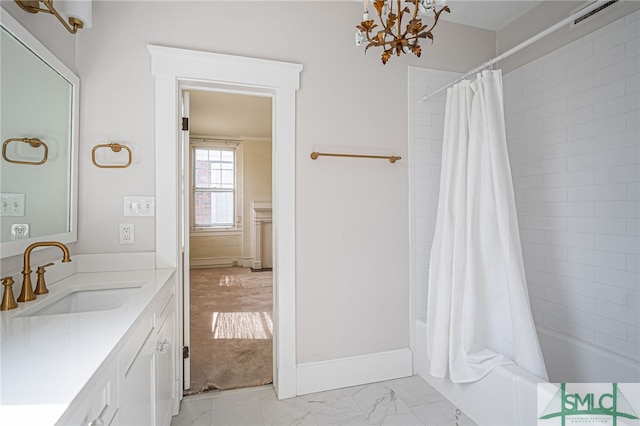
[2,138,48,165]
[92,143,132,168]
[310,152,401,163]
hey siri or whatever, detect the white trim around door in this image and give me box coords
[148,45,302,401]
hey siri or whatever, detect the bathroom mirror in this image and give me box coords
[0,12,78,258]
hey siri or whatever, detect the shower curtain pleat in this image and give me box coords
[426,70,548,383]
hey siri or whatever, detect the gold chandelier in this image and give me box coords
[356,0,450,64]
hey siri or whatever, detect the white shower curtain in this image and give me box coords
[426,70,548,383]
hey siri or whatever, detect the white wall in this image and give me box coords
[504,10,639,361]
[242,140,272,263]
[190,233,242,266]
[74,0,494,367]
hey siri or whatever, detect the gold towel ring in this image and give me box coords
[2,138,48,165]
[91,143,132,168]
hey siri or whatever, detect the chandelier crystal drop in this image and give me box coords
[356,0,450,64]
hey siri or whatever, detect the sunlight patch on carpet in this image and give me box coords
[217,274,270,287]
[211,311,273,339]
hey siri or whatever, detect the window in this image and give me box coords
[192,145,237,228]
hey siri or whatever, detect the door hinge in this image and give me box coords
[182,117,189,131]
[183,346,190,359]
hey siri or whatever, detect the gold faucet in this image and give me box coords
[18,242,71,303]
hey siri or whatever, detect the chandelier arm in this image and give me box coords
[364,28,428,47]
[411,0,420,20]
[404,0,421,39]
[364,27,413,49]
[374,0,388,46]
[396,0,402,41]
[421,5,450,37]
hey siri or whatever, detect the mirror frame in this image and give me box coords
[0,11,79,258]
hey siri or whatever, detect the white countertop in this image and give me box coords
[0,268,175,426]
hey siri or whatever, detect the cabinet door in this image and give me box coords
[56,359,118,426]
[155,295,176,426]
[119,321,155,426]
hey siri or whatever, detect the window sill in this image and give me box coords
[191,228,242,237]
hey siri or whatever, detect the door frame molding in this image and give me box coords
[148,45,302,400]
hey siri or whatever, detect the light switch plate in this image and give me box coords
[124,196,155,216]
[1,193,25,216]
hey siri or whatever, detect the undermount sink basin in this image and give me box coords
[17,283,143,317]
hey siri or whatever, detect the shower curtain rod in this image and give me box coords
[421,0,608,102]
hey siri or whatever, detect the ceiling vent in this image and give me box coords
[570,0,621,28]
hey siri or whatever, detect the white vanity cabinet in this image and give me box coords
[118,313,156,425]
[119,279,176,426]
[50,272,177,426]
[155,291,176,425]
[55,357,119,426]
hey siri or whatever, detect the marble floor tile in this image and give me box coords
[351,383,413,424]
[171,397,213,426]
[411,399,475,426]
[261,397,317,426]
[171,376,478,426]
[379,376,446,408]
[210,386,274,426]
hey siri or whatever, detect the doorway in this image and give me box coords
[185,89,274,394]
[149,44,302,401]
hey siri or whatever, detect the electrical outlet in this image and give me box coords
[119,223,134,245]
[11,224,29,240]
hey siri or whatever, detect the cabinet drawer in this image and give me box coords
[56,358,118,426]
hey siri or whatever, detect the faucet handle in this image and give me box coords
[1,276,18,311]
[34,262,55,295]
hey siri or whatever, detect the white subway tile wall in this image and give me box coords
[505,10,639,360]
[410,10,639,362]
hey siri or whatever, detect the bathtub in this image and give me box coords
[537,327,640,383]
[414,320,640,426]
[414,319,547,425]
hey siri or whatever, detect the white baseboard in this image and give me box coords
[242,258,254,268]
[190,257,241,268]
[296,349,412,396]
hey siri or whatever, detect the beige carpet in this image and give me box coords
[186,267,273,395]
